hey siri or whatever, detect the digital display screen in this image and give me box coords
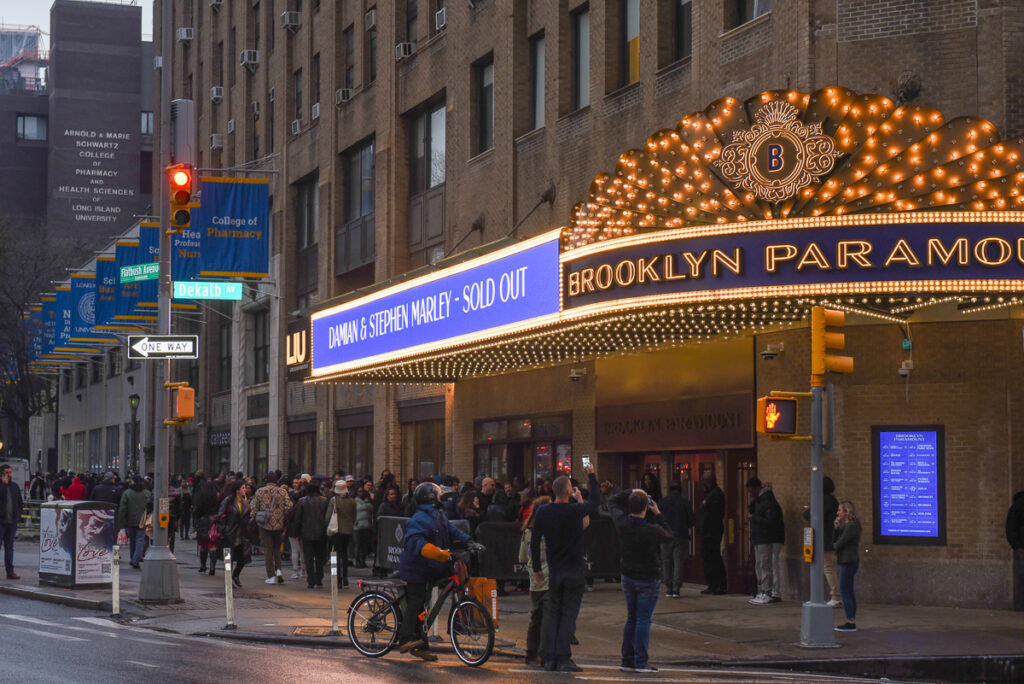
[872,425,946,545]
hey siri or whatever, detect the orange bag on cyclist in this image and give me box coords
[467,577,498,628]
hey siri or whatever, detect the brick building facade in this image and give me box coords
[158,0,1024,607]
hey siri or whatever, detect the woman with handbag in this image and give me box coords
[325,480,357,587]
[218,480,251,588]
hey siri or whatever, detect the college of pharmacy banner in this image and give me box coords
[135,223,160,313]
[70,275,117,344]
[198,177,270,279]
[172,224,202,284]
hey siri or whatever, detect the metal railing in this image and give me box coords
[18,500,45,536]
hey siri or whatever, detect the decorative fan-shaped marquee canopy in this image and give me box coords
[563,86,1024,250]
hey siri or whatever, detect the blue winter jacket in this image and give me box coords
[397,503,471,584]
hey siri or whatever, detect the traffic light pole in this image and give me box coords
[139,0,181,602]
[799,381,834,646]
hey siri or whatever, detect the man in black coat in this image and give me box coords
[695,471,726,595]
[1006,491,1024,610]
[91,472,123,511]
[659,480,693,598]
[803,476,840,606]
[0,464,25,579]
[747,477,785,604]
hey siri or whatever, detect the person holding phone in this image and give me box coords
[833,501,862,632]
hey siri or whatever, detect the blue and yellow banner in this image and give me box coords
[111,240,156,323]
[70,274,118,344]
[198,177,270,279]
[54,286,95,355]
[135,222,160,313]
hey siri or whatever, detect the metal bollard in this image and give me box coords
[111,544,121,618]
[223,549,236,630]
[429,585,441,641]
[328,552,339,636]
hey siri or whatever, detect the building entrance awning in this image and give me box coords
[305,86,1024,384]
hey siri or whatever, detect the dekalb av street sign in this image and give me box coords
[127,335,199,359]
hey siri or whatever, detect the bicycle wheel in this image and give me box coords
[448,598,494,666]
[347,592,401,657]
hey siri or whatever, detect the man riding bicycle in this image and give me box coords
[396,481,481,661]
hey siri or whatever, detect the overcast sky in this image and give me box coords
[1,1,154,47]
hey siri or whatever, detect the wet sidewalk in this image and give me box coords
[3,539,1023,681]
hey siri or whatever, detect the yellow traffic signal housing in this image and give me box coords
[810,306,854,376]
[756,396,798,435]
[168,163,193,231]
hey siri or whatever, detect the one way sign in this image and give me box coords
[127,335,199,360]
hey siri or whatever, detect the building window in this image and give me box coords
[732,0,770,27]
[337,426,372,479]
[676,0,692,61]
[62,368,72,394]
[16,114,46,141]
[401,418,444,481]
[141,111,154,135]
[337,138,375,275]
[366,8,378,84]
[473,414,572,486]
[343,26,355,90]
[530,32,545,130]
[408,99,446,267]
[105,425,120,472]
[312,53,321,107]
[268,89,275,152]
[295,171,319,297]
[252,309,269,384]
[405,0,418,47]
[253,2,261,53]
[621,0,640,87]
[431,0,446,37]
[90,356,103,384]
[287,431,316,478]
[246,436,269,480]
[216,41,225,85]
[572,5,590,110]
[474,54,494,154]
[89,428,103,473]
[107,347,121,378]
[230,28,237,86]
[218,321,232,392]
[293,68,303,121]
[75,362,87,389]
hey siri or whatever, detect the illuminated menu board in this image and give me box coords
[872,426,946,545]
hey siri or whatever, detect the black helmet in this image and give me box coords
[413,482,442,507]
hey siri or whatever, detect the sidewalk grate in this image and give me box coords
[292,627,347,637]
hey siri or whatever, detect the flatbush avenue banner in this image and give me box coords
[198,177,270,279]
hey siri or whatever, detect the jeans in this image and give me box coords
[526,589,548,659]
[289,536,303,572]
[303,539,327,587]
[701,534,727,592]
[328,533,351,584]
[543,572,587,666]
[0,521,16,574]
[126,526,146,565]
[621,575,660,669]
[661,538,686,593]
[259,528,283,577]
[754,542,783,597]
[838,561,858,622]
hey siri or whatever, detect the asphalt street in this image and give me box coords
[0,595,900,683]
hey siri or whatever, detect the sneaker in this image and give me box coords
[265,576,278,584]
[700,588,715,595]
[232,577,242,588]
[835,622,857,632]
[769,595,782,603]
[827,598,843,608]
[635,665,659,673]
[277,573,284,584]
[290,572,302,579]
[398,637,426,653]
[410,647,438,662]
[748,593,768,605]
[556,660,583,673]
[620,662,635,672]
[5,573,20,580]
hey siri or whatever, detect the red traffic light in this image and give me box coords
[171,169,191,187]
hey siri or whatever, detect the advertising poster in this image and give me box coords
[74,508,115,583]
[873,425,946,545]
[39,507,73,575]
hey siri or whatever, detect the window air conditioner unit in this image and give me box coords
[335,88,354,105]
[395,42,415,60]
[227,118,235,133]
[240,49,260,72]
[291,119,301,135]
[311,102,320,120]
[210,133,224,149]
[210,86,224,103]
[365,8,377,31]
[176,27,194,43]
[435,8,447,31]
[251,101,260,116]
[210,0,223,11]
[281,11,301,32]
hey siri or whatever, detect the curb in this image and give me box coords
[199,630,521,660]
[0,584,113,612]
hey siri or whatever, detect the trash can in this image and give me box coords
[39,501,115,588]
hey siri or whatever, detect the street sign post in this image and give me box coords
[119,262,159,283]
[127,335,199,360]
[173,280,243,300]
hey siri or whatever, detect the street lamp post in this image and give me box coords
[128,393,140,475]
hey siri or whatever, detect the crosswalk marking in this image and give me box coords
[6,625,88,641]
[126,661,159,669]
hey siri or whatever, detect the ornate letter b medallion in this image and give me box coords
[714,101,841,202]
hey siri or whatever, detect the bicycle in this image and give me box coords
[346,547,495,666]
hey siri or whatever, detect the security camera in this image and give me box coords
[898,359,914,377]
[568,368,586,381]
[760,343,784,360]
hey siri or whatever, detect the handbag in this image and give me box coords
[254,488,278,526]
[327,502,339,535]
[208,517,221,545]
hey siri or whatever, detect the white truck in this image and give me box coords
[4,458,31,496]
